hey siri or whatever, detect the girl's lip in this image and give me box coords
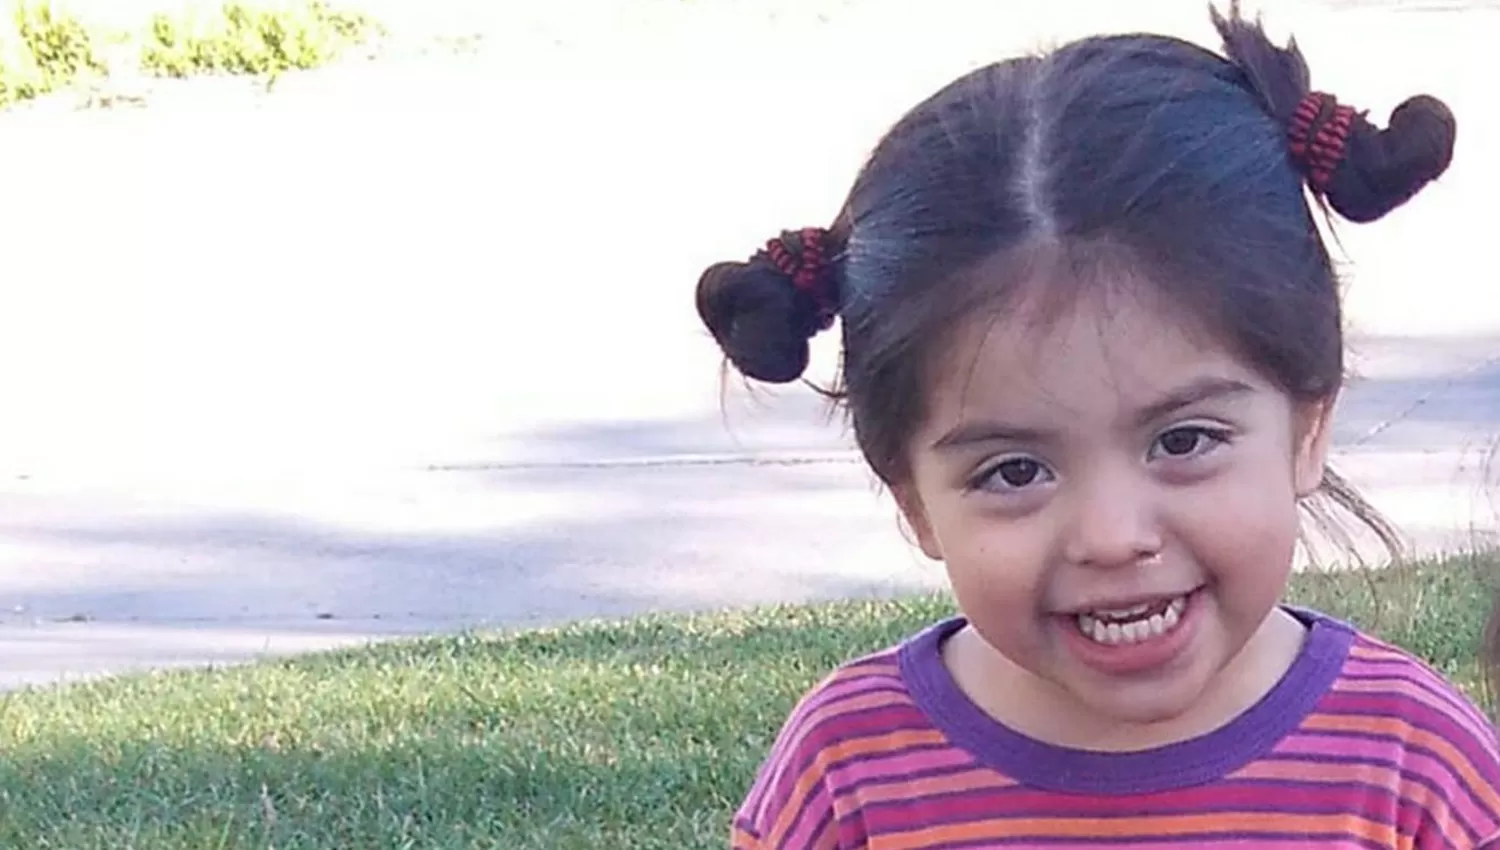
[1055,588,1204,676]
[1060,586,1203,615]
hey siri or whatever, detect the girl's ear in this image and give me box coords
[1292,394,1338,498]
[892,483,944,561]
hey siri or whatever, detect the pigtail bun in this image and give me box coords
[1324,95,1455,223]
[695,227,844,384]
[1211,1,1457,223]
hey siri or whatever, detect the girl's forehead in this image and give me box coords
[929,288,1265,420]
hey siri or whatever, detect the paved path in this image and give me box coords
[0,1,1496,690]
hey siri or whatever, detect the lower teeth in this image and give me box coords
[1076,596,1186,645]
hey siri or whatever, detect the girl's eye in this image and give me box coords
[1152,426,1228,460]
[975,457,1054,491]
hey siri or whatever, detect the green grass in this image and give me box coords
[0,0,381,109]
[0,1,104,107]
[140,0,381,79]
[0,553,1495,848]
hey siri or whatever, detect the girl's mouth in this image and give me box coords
[1056,589,1205,677]
[1075,595,1189,646]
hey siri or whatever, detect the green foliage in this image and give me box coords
[0,0,102,107]
[140,0,381,79]
[0,0,382,109]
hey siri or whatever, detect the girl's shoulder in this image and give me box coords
[733,619,957,849]
[1298,605,1497,746]
[1294,606,1500,843]
[744,618,948,777]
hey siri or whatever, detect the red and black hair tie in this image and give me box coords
[1287,91,1357,194]
[762,227,840,331]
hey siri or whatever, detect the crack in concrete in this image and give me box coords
[1351,353,1500,447]
[424,451,867,473]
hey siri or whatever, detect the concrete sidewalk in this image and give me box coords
[1,333,1494,691]
[0,1,1495,691]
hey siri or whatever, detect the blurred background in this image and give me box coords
[0,0,1494,688]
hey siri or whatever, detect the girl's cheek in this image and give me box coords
[1168,466,1302,552]
[948,526,1053,596]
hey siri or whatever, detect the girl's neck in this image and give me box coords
[942,606,1309,753]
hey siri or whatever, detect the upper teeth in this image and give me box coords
[1076,596,1187,646]
[1095,602,1152,619]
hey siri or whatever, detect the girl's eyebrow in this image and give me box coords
[931,376,1255,451]
[932,421,1051,451]
[1132,376,1255,427]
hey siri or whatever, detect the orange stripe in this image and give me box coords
[787,689,916,754]
[761,661,926,843]
[1238,757,1411,788]
[1348,642,1413,664]
[1235,761,1462,846]
[878,811,1396,849]
[827,657,900,684]
[1334,677,1428,696]
[1330,668,1475,712]
[1237,758,1394,785]
[821,728,950,767]
[1302,713,1500,813]
[1331,677,1493,740]
[1330,675,1476,717]
[779,666,912,749]
[807,810,837,848]
[845,766,1018,806]
[767,728,949,841]
[731,823,764,849]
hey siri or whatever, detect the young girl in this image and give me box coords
[697,4,1500,848]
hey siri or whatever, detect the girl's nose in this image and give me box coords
[1061,464,1165,570]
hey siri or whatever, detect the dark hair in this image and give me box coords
[696,2,1456,556]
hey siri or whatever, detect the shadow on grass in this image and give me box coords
[2,557,1496,849]
[0,734,742,850]
[0,595,958,850]
[0,740,748,850]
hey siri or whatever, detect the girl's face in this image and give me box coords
[895,284,1333,748]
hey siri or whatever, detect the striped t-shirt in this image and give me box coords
[733,608,1500,848]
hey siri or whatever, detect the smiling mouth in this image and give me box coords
[1074,595,1190,646]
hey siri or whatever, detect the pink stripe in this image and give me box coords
[834,745,978,790]
[737,632,1500,848]
[852,780,1421,836]
[1320,690,1498,759]
[764,664,908,769]
[744,686,892,828]
[799,673,906,718]
[812,659,904,706]
[1332,676,1492,746]
[946,842,1385,850]
[776,780,834,850]
[1276,731,1498,833]
[751,720,897,825]
[799,708,938,773]
[1334,658,1496,746]
[813,701,929,737]
[756,705,935,844]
